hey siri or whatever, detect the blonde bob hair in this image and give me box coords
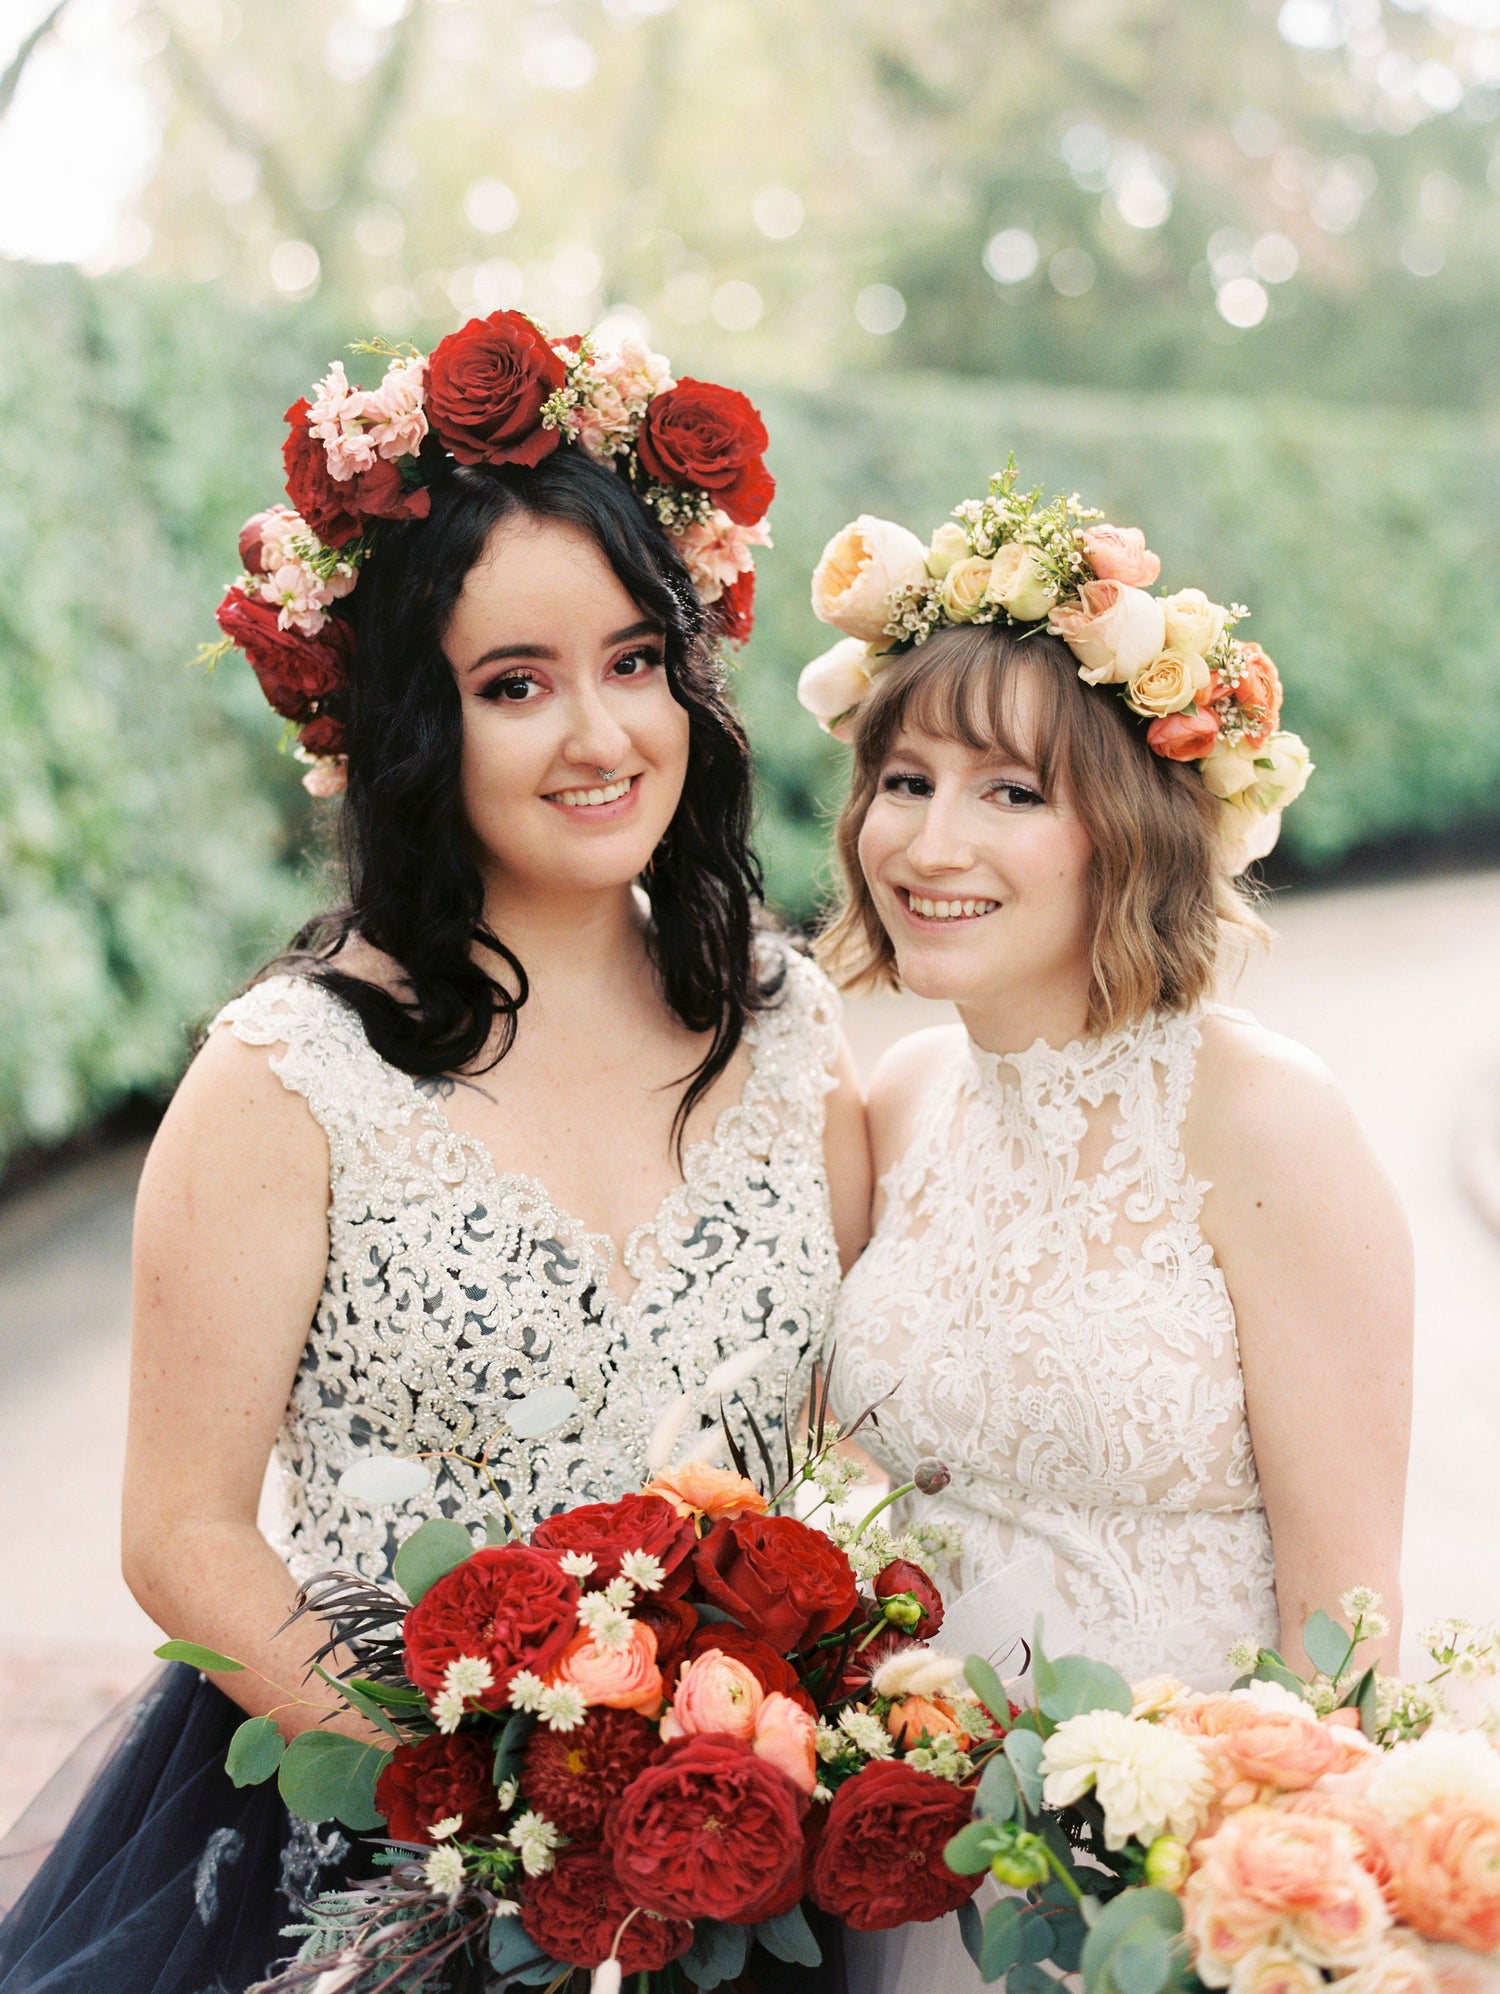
[817,622,1265,1033]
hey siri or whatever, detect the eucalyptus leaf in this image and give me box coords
[958,1895,984,1970]
[1004,1728,1045,1813]
[1040,1900,1088,1974]
[225,1715,284,1787]
[153,1640,245,1673]
[1009,1962,1059,1994]
[1251,1656,1308,1696]
[392,1517,476,1605]
[1303,1609,1354,1681]
[976,1750,1019,1822]
[1110,1920,1173,1994]
[963,1654,1013,1730]
[1038,1654,1133,1722]
[336,1456,430,1506]
[753,1903,822,1967]
[277,1729,391,1831]
[505,1384,582,1439]
[682,1918,750,1988]
[945,1821,1004,1875]
[979,1899,1030,1979]
[1079,1889,1183,1994]
[483,1512,511,1546]
[489,1915,552,1977]
[1355,1665,1380,1740]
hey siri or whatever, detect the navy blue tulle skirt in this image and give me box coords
[0,1663,366,1994]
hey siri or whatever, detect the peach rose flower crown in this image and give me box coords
[798,459,1311,871]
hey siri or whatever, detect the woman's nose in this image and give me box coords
[564,689,633,772]
[906,794,975,875]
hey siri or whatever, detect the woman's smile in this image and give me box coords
[543,772,640,816]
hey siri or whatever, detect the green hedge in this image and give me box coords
[3,266,1498,1167]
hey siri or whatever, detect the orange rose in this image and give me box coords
[1148,705,1221,762]
[753,1692,818,1796]
[885,1696,967,1751]
[640,1463,769,1521]
[1080,523,1162,588]
[1394,1798,1500,1954]
[550,1621,664,1716]
[661,1649,764,1743]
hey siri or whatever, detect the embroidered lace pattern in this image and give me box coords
[213,948,842,1584]
[831,1008,1278,1687]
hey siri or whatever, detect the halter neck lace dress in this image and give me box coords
[0,944,845,1994]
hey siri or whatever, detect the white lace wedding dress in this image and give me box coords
[215,943,846,1578]
[831,1007,1279,1994]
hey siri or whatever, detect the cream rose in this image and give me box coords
[926,521,972,579]
[1245,732,1313,813]
[1162,587,1229,657]
[1125,646,1212,718]
[986,541,1059,622]
[1049,580,1169,684]
[811,514,931,642]
[797,637,877,737]
[940,554,994,621]
[1219,801,1284,875]
[1200,738,1261,800]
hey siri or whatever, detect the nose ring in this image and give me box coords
[597,767,618,781]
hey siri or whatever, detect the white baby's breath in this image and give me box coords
[558,1551,598,1580]
[507,1670,546,1714]
[601,1577,637,1610]
[839,1707,896,1760]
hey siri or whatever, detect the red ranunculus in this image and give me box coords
[810,1760,980,1931]
[636,1597,697,1682]
[714,565,756,645]
[531,1492,697,1596]
[281,398,430,548]
[520,1705,661,1841]
[214,586,351,722]
[520,1846,691,1973]
[373,1731,503,1846]
[635,379,774,527]
[402,1544,579,1708]
[682,1623,814,1713]
[609,1735,804,1924]
[874,1559,944,1640]
[296,712,346,759]
[425,312,566,467]
[692,1514,859,1655]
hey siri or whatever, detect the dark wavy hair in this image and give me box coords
[281,446,777,1146]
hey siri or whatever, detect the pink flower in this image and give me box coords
[362,356,429,461]
[307,361,381,481]
[752,1692,818,1796]
[597,337,674,412]
[1048,579,1167,684]
[569,381,631,458]
[1080,523,1162,587]
[301,757,348,797]
[661,1649,764,1743]
[671,510,773,604]
[549,1621,663,1717]
[1393,1798,1500,1954]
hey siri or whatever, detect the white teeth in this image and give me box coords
[907,893,999,921]
[552,777,631,808]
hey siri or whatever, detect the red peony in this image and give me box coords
[609,1735,804,1924]
[636,1597,697,1681]
[281,398,430,548]
[811,1760,980,1931]
[692,1514,859,1655]
[373,1731,503,1846]
[531,1493,697,1596]
[520,1846,690,1973]
[874,1559,944,1640]
[635,379,774,527]
[519,1705,661,1841]
[714,565,756,645]
[402,1545,579,1708]
[682,1623,813,1713]
[214,585,351,722]
[425,311,566,467]
[296,712,346,759]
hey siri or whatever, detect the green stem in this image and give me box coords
[851,1480,915,1539]
[1043,1844,1084,1903]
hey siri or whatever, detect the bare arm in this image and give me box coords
[1193,1018,1412,1671]
[823,1032,873,1273]
[124,1025,375,1739]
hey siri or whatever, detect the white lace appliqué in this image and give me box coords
[214,950,842,1584]
[831,1009,1278,1687]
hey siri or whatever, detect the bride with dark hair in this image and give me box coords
[0,323,868,1993]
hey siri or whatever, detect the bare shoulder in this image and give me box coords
[151,1018,329,1192]
[867,1024,966,1176]
[1188,1008,1355,1168]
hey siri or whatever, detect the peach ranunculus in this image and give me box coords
[885,1695,968,1751]
[1125,646,1212,719]
[1080,523,1162,588]
[811,514,932,643]
[1334,1942,1443,1994]
[1392,1798,1500,1954]
[1214,1709,1347,1796]
[549,1621,663,1716]
[661,1649,764,1744]
[1280,1784,1402,1901]
[639,1462,769,1521]
[1148,705,1221,762]
[940,555,994,622]
[985,541,1058,622]
[1225,1942,1327,1994]
[1048,580,1168,685]
[752,1691,818,1795]
[1427,1943,1500,1994]
[1184,1805,1391,1986]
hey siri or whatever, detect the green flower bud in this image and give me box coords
[988,1827,1050,1891]
[1143,1834,1191,1893]
[881,1592,924,1630]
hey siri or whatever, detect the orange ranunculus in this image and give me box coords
[641,1463,769,1521]
[549,1621,663,1716]
[1393,1798,1500,1954]
[661,1649,764,1744]
[885,1696,967,1751]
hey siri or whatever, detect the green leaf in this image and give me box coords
[1303,1609,1354,1680]
[1351,1665,1380,1740]
[1111,1920,1173,1994]
[493,1709,535,1790]
[153,1640,245,1673]
[976,1750,1019,1822]
[310,1665,403,1739]
[945,1821,1004,1874]
[958,1895,983,1969]
[963,1654,1013,1730]
[979,1900,1030,1979]
[277,1729,392,1831]
[488,1913,556,1979]
[682,1919,750,1988]
[754,1904,822,1967]
[225,1715,284,1787]
[347,1677,426,1709]
[1009,1964,1060,1994]
[483,1512,511,1546]
[1251,1656,1308,1696]
[1038,1656,1134,1723]
[1080,1889,1183,1994]
[1038,1898,1088,1974]
[393,1517,477,1605]
[1004,1727,1045,1813]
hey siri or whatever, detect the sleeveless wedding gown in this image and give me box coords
[830,1007,1280,1994]
[0,944,845,1994]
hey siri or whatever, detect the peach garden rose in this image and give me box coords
[640,1461,769,1521]
[1081,522,1162,587]
[1048,579,1168,684]
[811,514,931,643]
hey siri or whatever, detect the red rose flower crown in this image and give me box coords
[208,312,775,795]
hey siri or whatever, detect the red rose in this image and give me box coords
[425,311,566,468]
[714,565,756,645]
[402,1544,579,1708]
[214,586,351,722]
[874,1559,944,1640]
[610,1735,804,1924]
[682,1623,814,1713]
[520,1846,690,1973]
[810,1760,980,1931]
[296,712,346,759]
[281,398,430,549]
[531,1493,697,1597]
[373,1731,503,1846]
[636,1597,697,1681]
[692,1514,859,1655]
[520,1705,660,1841]
[636,379,774,527]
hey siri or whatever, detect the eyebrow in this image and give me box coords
[465,619,662,674]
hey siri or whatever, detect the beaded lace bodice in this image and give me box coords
[831,1007,1277,1688]
[213,948,842,1584]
